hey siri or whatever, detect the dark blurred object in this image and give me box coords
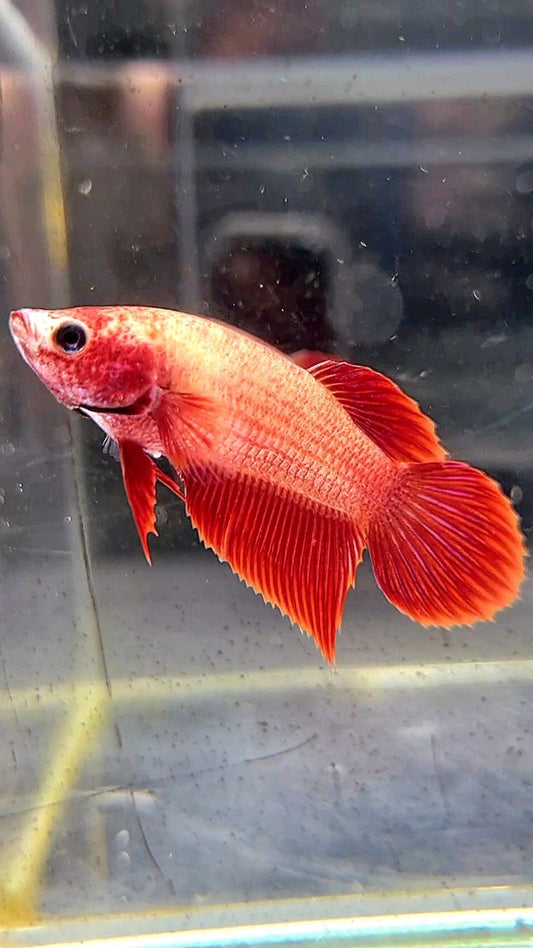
[54,0,533,60]
[211,241,333,351]
[205,210,352,351]
[55,0,179,60]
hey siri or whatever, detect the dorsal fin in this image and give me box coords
[290,350,344,369]
[308,360,446,463]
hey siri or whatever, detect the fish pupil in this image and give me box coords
[54,322,87,353]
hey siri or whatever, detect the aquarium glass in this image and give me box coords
[0,1,532,946]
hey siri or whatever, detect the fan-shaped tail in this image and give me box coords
[367,460,526,627]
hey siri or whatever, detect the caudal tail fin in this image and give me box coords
[367,460,527,627]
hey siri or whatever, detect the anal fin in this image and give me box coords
[182,466,365,663]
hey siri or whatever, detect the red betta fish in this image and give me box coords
[9,305,526,662]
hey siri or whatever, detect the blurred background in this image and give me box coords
[3,0,533,549]
[0,0,533,940]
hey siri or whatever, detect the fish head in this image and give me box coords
[9,306,158,414]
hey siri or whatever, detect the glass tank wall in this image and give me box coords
[0,0,532,944]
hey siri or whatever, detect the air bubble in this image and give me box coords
[516,170,533,194]
[514,364,532,383]
[78,179,92,195]
[115,828,130,850]
[116,850,131,868]
[510,485,523,505]
[0,442,15,456]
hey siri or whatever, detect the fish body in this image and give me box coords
[9,305,527,662]
[73,309,391,517]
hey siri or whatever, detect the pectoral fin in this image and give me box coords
[155,390,226,475]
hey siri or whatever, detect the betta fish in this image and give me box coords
[9,305,526,663]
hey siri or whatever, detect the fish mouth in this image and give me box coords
[78,388,153,417]
[78,402,138,416]
[9,309,43,366]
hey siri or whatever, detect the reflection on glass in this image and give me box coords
[0,0,532,942]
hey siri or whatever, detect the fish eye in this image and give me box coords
[54,322,87,354]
